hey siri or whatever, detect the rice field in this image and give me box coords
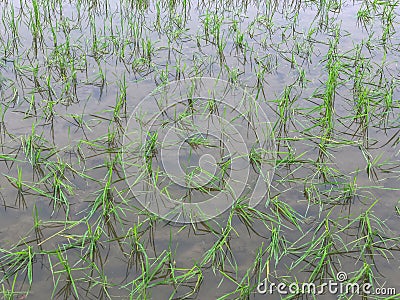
[0,0,399,299]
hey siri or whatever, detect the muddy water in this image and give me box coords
[0,0,399,299]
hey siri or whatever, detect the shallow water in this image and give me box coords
[0,0,399,299]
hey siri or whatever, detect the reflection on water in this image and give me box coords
[0,0,399,299]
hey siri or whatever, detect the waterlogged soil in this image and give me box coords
[0,0,399,299]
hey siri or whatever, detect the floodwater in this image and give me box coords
[0,0,399,299]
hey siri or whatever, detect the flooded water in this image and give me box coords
[0,0,399,299]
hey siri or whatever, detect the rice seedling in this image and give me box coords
[142,130,158,175]
[43,159,74,216]
[32,204,44,248]
[49,248,81,299]
[123,249,172,299]
[4,166,26,209]
[357,6,373,29]
[1,274,24,300]
[0,244,35,287]
[88,161,116,222]
[21,125,49,178]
